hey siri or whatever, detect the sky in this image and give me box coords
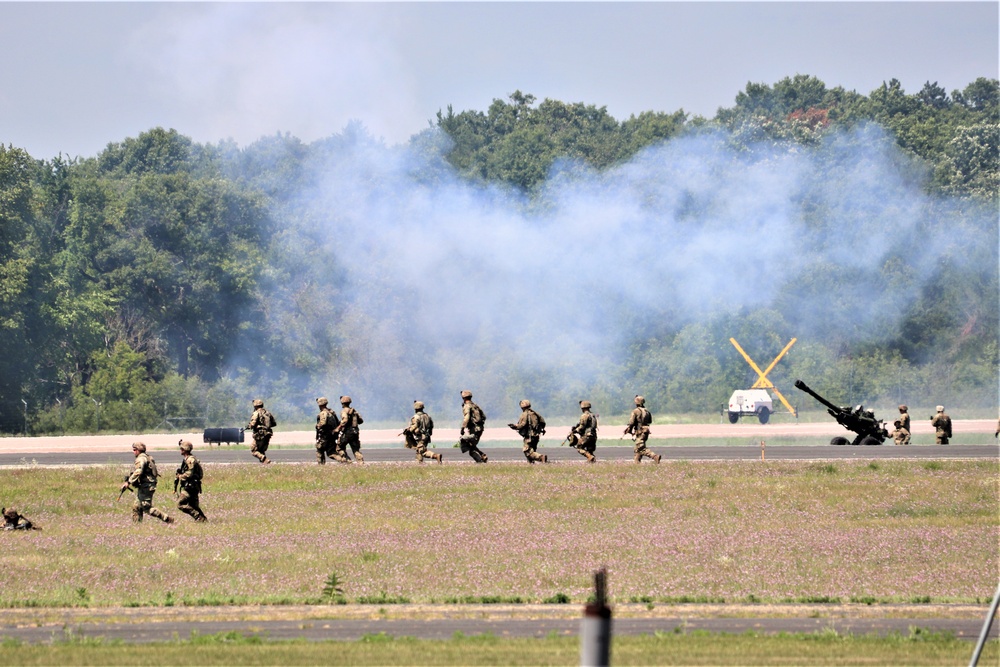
[0,1,997,161]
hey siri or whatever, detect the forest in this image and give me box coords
[0,74,997,433]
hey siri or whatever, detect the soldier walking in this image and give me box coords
[175,440,207,522]
[508,399,547,463]
[120,442,173,524]
[566,400,598,463]
[625,395,661,463]
[315,397,347,464]
[403,401,442,463]
[455,390,488,463]
[335,396,365,464]
[246,399,275,464]
[931,405,952,444]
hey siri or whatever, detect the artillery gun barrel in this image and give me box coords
[793,379,842,413]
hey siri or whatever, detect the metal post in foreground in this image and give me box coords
[581,567,612,667]
[969,582,1000,667]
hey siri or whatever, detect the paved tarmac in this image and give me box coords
[0,604,996,644]
[1,443,997,468]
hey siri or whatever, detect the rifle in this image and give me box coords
[174,466,183,496]
[117,484,133,501]
[560,430,575,447]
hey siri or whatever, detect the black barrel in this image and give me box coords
[203,427,245,445]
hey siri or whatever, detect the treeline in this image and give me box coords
[0,74,997,433]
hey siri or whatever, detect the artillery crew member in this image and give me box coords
[895,405,911,445]
[508,399,547,463]
[315,397,347,464]
[403,401,442,463]
[567,400,598,463]
[625,395,661,463]
[336,396,365,464]
[931,406,952,445]
[891,420,908,446]
[2,507,39,531]
[175,440,207,522]
[121,442,173,524]
[456,390,488,463]
[246,399,275,464]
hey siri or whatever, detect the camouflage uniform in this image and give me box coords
[403,401,442,463]
[890,405,911,445]
[246,400,275,464]
[2,507,38,531]
[121,443,173,524]
[336,396,365,464]
[315,398,347,464]
[625,396,661,463]
[931,406,952,445]
[456,390,488,463]
[508,399,547,463]
[176,441,207,522]
[568,401,598,463]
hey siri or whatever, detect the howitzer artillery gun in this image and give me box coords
[794,379,888,446]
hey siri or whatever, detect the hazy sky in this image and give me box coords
[1,2,997,160]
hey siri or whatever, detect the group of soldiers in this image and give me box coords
[244,391,663,467]
[116,439,207,525]
[889,404,955,445]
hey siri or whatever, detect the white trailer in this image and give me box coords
[727,389,773,424]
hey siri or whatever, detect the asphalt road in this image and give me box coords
[0,605,1000,644]
[1,443,997,468]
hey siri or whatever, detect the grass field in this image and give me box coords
[0,459,996,607]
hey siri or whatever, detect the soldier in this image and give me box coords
[899,405,912,445]
[403,401,442,463]
[931,405,952,445]
[2,507,39,531]
[455,390,488,463]
[624,395,661,463]
[891,420,908,446]
[175,440,207,522]
[246,399,275,464]
[120,442,173,524]
[508,399,547,464]
[995,418,999,439]
[315,397,347,464]
[335,396,365,464]
[566,400,598,463]
[896,405,911,445]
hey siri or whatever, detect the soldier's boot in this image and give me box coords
[542,454,548,463]
[354,451,364,464]
[654,453,662,464]
[195,514,207,523]
[634,453,642,464]
[150,508,173,523]
[316,450,326,465]
[435,452,443,464]
[585,452,597,463]
[131,508,143,523]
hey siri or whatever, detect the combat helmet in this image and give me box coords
[132,442,146,453]
[253,399,264,408]
[340,396,352,405]
[898,405,908,412]
[460,390,473,399]
[316,397,328,407]
[519,399,531,409]
[178,440,193,454]
[413,401,425,411]
[579,400,591,410]
[634,395,645,406]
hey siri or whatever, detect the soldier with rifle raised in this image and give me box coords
[565,400,598,463]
